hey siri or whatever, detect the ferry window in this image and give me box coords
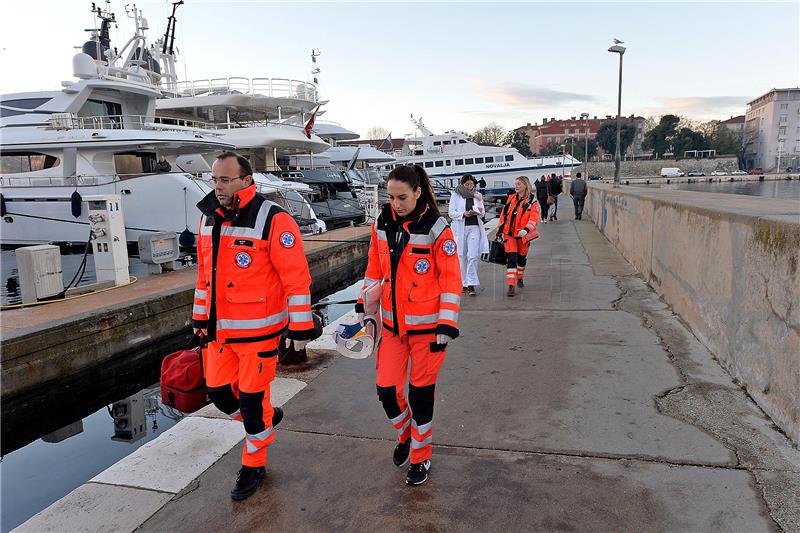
[475,157,484,164]
[445,160,451,166]
[485,156,494,163]
[414,150,423,156]
[433,141,441,146]
[424,161,433,168]
[455,159,464,165]
[114,151,157,178]
[505,155,514,161]
[443,140,451,145]
[1,152,61,173]
[465,158,474,165]
[459,139,467,144]
[435,160,444,167]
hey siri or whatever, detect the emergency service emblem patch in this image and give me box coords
[235,251,252,268]
[280,231,296,248]
[414,258,431,274]
[442,239,457,256]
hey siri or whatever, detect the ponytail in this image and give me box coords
[387,165,439,213]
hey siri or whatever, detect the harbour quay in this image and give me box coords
[14,186,800,533]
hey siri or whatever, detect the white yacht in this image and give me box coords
[0,3,235,247]
[386,117,580,196]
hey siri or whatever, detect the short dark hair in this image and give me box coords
[576,172,582,178]
[460,174,477,186]
[216,151,253,178]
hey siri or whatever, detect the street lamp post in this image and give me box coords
[608,42,626,187]
[580,112,590,178]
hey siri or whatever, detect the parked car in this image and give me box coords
[710,170,727,176]
[660,167,685,178]
[731,169,748,175]
[687,170,705,177]
[748,168,764,175]
[588,174,602,181]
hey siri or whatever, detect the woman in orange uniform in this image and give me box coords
[355,165,461,486]
[497,176,540,297]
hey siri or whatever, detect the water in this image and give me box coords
[636,179,800,200]
[0,277,361,531]
[0,387,183,533]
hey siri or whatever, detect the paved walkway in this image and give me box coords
[137,216,799,532]
[26,217,799,532]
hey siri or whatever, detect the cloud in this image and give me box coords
[479,84,599,108]
[651,96,750,117]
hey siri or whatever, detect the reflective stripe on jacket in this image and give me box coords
[193,184,315,344]
[356,204,461,339]
[498,193,540,243]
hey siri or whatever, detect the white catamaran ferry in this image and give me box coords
[385,117,580,196]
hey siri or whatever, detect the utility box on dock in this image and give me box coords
[85,194,130,286]
[138,232,179,274]
[16,245,64,304]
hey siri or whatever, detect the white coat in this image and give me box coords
[448,191,490,255]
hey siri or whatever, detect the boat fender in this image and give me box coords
[71,191,82,218]
[179,228,196,247]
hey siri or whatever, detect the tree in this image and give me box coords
[564,136,598,162]
[366,125,389,140]
[642,114,680,158]
[505,129,532,157]
[707,122,743,155]
[472,122,507,146]
[538,141,562,156]
[595,121,636,157]
[671,127,709,158]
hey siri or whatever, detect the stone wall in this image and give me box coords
[581,156,739,178]
[585,183,800,443]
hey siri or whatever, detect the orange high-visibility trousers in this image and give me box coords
[376,332,447,464]
[503,237,530,285]
[203,339,279,467]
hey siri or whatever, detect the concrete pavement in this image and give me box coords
[134,216,799,532]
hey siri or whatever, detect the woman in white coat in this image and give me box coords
[448,174,490,296]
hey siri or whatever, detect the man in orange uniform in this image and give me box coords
[192,152,316,500]
[498,176,541,297]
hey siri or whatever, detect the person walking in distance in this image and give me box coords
[570,171,588,220]
[498,176,541,297]
[548,173,563,221]
[449,174,489,296]
[355,165,461,486]
[535,175,550,223]
[192,152,317,501]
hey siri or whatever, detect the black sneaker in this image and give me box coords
[467,286,476,296]
[393,439,410,466]
[517,278,524,288]
[406,459,431,486]
[272,406,284,428]
[230,465,265,501]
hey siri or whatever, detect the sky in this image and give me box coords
[1,0,798,139]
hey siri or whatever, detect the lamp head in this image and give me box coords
[608,45,626,54]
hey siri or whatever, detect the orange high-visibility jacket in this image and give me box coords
[192,184,315,347]
[498,193,541,243]
[356,204,461,339]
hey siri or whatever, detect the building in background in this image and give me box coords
[515,115,647,159]
[721,115,745,134]
[744,88,800,172]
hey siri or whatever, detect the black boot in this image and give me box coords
[230,465,265,501]
[272,406,284,428]
[393,439,410,466]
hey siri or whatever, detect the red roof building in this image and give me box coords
[516,115,647,156]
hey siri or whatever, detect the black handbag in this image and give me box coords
[483,233,506,265]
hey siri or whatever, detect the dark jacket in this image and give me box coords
[550,177,563,196]
[535,179,548,202]
[570,178,587,198]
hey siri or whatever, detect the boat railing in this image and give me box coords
[45,113,312,134]
[173,77,318,102]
